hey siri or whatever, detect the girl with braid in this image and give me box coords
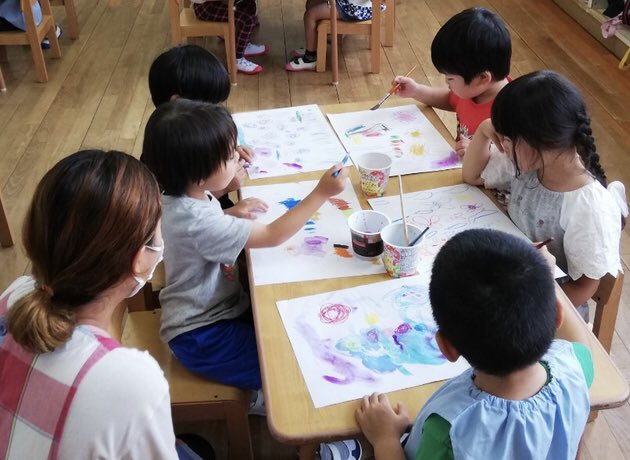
[463,70,628,317]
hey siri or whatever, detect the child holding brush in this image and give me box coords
[463,70,627,318]
[141,98,348,413]
[394,7,511,158]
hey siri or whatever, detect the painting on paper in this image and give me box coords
[234,104,346,179]
[276,277,470,408]
[327,105,460,176]
[241,179,386,285]
[368,184,533,277]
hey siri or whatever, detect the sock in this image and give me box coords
[303,50,317,63]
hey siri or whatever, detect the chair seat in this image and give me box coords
[122,309,249,405]
[0,15,55,45]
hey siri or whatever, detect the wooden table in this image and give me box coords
[245,99,629,455]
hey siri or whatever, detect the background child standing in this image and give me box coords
[463,70,627,315]
[141,99,348,408]
[394,7,511,158]
[356,229,594,460]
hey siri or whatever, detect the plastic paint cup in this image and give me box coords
[380,222,423,278]
[347,210,391,258]
[355,152,392,197]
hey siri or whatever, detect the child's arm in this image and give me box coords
[245,164,349,248]
[355,393,409,460]
[560,276,600,312]
[393,76,452,111]
[462,119,501,185]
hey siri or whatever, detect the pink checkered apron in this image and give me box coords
[0,289,120,459]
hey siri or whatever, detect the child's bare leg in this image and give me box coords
[304,1,331,51]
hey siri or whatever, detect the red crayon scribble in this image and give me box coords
[328,198,351,211]
[320,303,351,324]
[334,246,352,258]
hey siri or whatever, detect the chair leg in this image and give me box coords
[48,24,62,58]
[0,64,6,92]
[224,401,253,460]
[384,0,395,46]
[28,39,49,82]
[299,444,318,460]
[169,0,183,45]
[0,46,7,62]
[63,0,80,39]
[592,272,624,353]
[0,194,13,248]
[316,24,327,73]
[370,1,381,73]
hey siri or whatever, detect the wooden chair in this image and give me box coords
[169,0,237,85]
[316,0,395,81]
[0,0,61,82]
[122,264,253,460]
[50,0,79,39]
[0,192,13,247]
[592,271,625,353]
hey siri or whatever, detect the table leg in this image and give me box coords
[299,444,317,460]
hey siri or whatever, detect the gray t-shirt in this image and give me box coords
[159,192,252,343]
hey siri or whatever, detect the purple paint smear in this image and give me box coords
[431,151,460,168]
[283,162,304,169]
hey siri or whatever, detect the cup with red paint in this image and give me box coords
[348,210,391,258]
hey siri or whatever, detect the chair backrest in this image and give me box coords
[168,0,236,84]
[592,271,625,353]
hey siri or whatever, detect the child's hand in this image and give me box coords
[314,164,348,198]
[225,197,268,219]
[536,244,557,274]
[237,145,254,164]
[356,393,410,449]
[455,134,472,159]
[477,119,504,153]
[393,76,418,98]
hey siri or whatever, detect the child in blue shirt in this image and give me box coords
[394,7,511,158]
[356,229,593,460]
[140,98,348,401]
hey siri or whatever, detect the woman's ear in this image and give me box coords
[435,331,461,362]
[132,247,150,278]
[170,94,179,102]
[555,298,564,330]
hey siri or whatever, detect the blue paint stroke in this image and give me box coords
[279,198,301,210]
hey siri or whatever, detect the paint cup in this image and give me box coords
[347,210,391,258]
[380,222,423,278]
[355,152,392,197]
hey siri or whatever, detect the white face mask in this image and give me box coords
[128,243,164,298]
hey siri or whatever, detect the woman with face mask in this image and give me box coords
[0,150,179,459]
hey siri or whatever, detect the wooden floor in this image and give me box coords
[1,0,629,458]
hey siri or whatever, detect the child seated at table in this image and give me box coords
[285,0,384,71]
[140,98,348,412]
[355,228,593,460]
[148,44,253,213]
[394,7,511,158]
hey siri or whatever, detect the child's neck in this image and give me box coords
[473,78,509,104]
[538,148,593,192]
[185,183,211,201]
[474,362,548,400]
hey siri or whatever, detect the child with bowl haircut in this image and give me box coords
[356,229,593,460]
[394,7,511,158]
[141,98,348,411]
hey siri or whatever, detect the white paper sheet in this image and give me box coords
[241,179,386,285]
[234,104,346,179]
[277,276,470,408]
[327,105,461,176]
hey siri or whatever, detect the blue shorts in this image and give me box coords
[169,311,262,390]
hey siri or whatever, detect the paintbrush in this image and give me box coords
[535,238,554,249]
[410,226,430,246]
[370,64,418,111]
[332,154,350,177]
[398,175,409,245]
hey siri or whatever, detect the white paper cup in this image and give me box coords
[381,222,423,278]
[347,210,391,258]
[355,152,392,197]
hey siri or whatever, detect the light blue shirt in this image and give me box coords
[0,0,42,31]
[404,340,591,460]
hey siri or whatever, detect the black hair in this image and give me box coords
[431,7,511,84]
[141,99,237,196]
[491,70,607,187]
[429,229,557,376]
[148,45,231,107]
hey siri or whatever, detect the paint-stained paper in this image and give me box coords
[241,179,386,285]
[327,105,461,176]
[277,276,469,408]
[234,104,346,179]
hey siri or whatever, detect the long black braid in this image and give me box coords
[575,112,607,187]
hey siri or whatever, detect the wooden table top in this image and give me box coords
[244,99,629,445]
